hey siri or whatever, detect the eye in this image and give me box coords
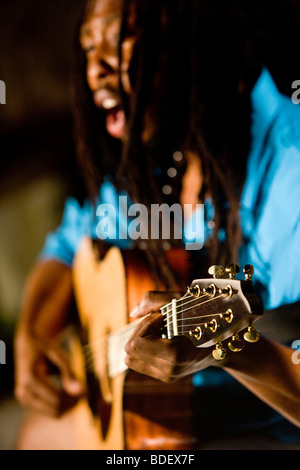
[82,44,96,55]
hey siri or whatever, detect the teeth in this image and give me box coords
[102,98,118,110]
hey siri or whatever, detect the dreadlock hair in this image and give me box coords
[117,0,257,276]
[117,0,189,288]
[184,0,256,266]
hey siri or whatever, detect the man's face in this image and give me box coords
[80,0,135,139]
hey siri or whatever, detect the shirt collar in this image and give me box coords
[250,67,282,139]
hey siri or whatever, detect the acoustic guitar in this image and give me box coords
[67,236,263,450]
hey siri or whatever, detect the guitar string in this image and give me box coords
[83,313,231,374]
[82,319,140,356]
[83,314,226,356]
[162,293,226,323]
[83,312,235,375]
[83,309,226,360]
[82,294,230,371]
[160,293,203,311]
[82,317,145,372]
[159,288,217,310]
[160,292,214,313]
[161,283,235,313]
[82,293,225,354]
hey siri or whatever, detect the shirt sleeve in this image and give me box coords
[39,197,95,266]
[39,179,134,267]
[240,93,300,311]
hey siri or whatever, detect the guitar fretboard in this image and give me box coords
[107,319,143,377]
[83,316,148,379]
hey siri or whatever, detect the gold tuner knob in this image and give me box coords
[187,284,201,298]
[189,327,202,341]
[243,265,254,281]
[203,284,217,297]
[208,265,225,278]
[225,264,240,279]
[228,334,245,352]
[243,325,260,343]
[221,308,234,323]
[204,319,218,333]
[212,343,227,361]
[219,285,234,298]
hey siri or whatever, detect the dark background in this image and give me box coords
[0,0,299,449]
[0,0,85,448]
[0,0,84,367]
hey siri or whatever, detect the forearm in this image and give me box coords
[17,259,74,340]
[14,259,84,415]
[219,337,300,427]
[125,291,300,428]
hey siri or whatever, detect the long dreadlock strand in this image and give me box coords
[117,0,180,289]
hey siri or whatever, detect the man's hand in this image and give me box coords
[14,330,86,417]
[125,291,215,382]
[14,260,86,417]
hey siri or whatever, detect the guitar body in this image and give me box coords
[70,237,195,450]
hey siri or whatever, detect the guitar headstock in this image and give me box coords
[160,264,263,361]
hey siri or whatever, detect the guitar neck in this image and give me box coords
[106,298,179,378]
[91,273,262,378]
[107,316,147,378]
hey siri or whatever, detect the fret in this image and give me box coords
[171,299,178,337]
[176,297,183,337]
[161,304,171,339]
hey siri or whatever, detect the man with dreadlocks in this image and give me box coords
[14,0,300,449]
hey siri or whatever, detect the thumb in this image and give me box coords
[45,345,85,396]
[62,372,85,396]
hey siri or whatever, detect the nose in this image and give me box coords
[86,42,119,92]
[98,59,115,78]
[87,58,115,90]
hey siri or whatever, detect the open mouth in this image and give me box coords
[101,97,119,111]
[93,89,126,139]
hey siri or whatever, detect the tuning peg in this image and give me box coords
[187,284,201,298]
[212,342,227,361]
[204,319,218,333]
[243,325,260,343]
[203,284,217,297]
[225,264,240,279]
[208,265,225,278]
[221,308,234,323]
[189,327,202,341]
[228,334,245,352]
[243,265,254,281]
